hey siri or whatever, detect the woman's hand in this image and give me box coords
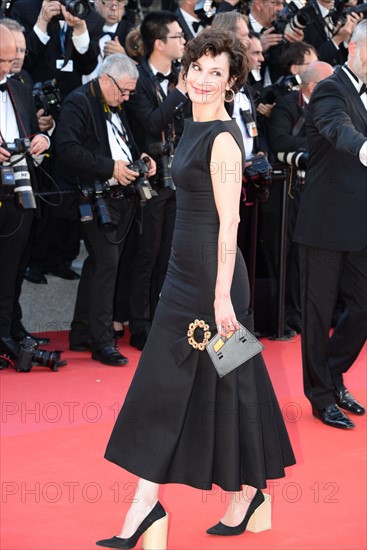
[214,294,240,337]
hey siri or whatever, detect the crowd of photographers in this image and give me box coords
[0,0,365,370]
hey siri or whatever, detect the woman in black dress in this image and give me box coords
[97,28,296,550]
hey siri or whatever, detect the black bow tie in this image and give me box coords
[0,81,8,93]
[192,21,204,33]
[155,71,176,84]
[360,83,367,96]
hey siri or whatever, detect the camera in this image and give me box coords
[277,151,308,170]
[243,155,273,204]
[261,74,301,105]
[0,139,37,209]
[0,336,63,372]
[272,0,317,35]
[327,2,367,30]
[122,157,157,206]
[33,79,62,118]
[79,181,116,233]
[149,141,176,191]
[57,0,90,19]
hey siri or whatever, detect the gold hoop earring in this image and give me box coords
[224,88,235,103]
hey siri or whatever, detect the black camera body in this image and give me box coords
[33,79,62,118]
[56,0,90,19]
[261,74,301,105]
[148,141,176,191]
[243,155,273,204]
[124,157,157,206]
[328,2,367,29]
[1,137,31,155]
[79,181,116,233]
[0,336,62,372]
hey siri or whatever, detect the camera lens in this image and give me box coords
[7,155,36,210]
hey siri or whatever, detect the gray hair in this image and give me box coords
[0,17,25,33]
[350,20,367,49]
[98,53,138,80]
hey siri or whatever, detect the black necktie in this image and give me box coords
[359,83,367,96]
[156,72,176,84]
[0,81,8,92]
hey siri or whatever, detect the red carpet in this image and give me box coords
[1,331,366,550]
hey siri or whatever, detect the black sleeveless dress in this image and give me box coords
[104,119,296,491]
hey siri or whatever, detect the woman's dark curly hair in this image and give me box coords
[181,28,249,94]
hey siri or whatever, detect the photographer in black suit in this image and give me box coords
[54,53,156,365]
[294,20,367,429]
[124,11,189,350]
[0,25,50,356]
[83,0,134,82]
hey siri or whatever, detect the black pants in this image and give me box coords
[299,244,367,409]
[129,187,176,336]
[70,198,136,349]
[0,200,33,337]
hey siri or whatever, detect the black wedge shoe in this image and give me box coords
[206,489,270,536]
[96,501,168,549]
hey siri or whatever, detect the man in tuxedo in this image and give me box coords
[175,0,205,41]
[0,25,50,357]
[9,0,104,99]
[54,53,155,366]
[125,11,188,351]
[294,20,367,429]
[83,0,133,82]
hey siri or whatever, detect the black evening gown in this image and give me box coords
[104,119,296,491]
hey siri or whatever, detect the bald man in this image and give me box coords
[0,24,50,358]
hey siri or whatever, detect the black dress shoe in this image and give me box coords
[114,328,125,339]
[286,318,302,334]
[96,501,167,549]
[129,331,147,351]
[333,386,365,415]
[12,329,50,345]
[0,336,20,359]
[24,266,47,284]
[312,404,355,429]
[47,264,80,280]
[207,489,265,536]
[92,346,128,366]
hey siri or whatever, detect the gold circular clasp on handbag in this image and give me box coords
[187,319,211,351]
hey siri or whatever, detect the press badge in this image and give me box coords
[56,59,74,72]
[241,109,258,138]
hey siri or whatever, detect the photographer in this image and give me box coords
[54,53,155,366]
[248,0,305,84]
[124,11,189,351]
[0,25,50,358]
[302,0,363,66]
[266,60,333,334]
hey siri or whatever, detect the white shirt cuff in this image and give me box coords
[72,30,89,54]
[359,141,367,167]
[34,25,51,45]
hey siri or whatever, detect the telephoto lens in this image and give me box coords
[6,155,36,209]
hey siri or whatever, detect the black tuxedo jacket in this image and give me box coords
[10,0,104,99]
[294,66,367,251]
[125,58,189,155]
[174,8,195,42]
[302,0,347,66]
[267,90,307,158]
[54,79,139,216]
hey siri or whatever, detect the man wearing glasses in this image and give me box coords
[53,53,156,365]
[83,0,133,83]
[124,11,189,352]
